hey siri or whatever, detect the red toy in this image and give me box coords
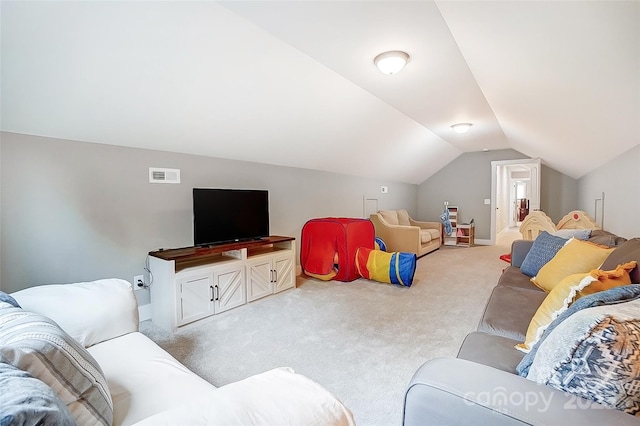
[300,218,374,282]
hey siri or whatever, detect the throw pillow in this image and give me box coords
[379,210,399,225]
[553,229,592,240]
[0,291,20,308]
[0,362,76,426]
[588,229,627,248]
[396,210,411,226]
[515,261,636,353]
[0,306,113,426]
[532,238,615,292]
[517,284,640,377]
[600,238,640,284]
[526,298,640,415]
[520,231,569,277]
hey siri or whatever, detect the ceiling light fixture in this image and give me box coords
[374,51,410,75]
[451,123,473,134]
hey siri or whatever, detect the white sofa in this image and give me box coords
[6,279,354,426]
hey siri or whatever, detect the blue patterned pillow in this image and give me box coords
[517,284,640,376]
[520,231,568,277]
[526,298,640,415]
[0,362,75,426]
[0,291,20,308]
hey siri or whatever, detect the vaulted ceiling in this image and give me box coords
[2,1,638,184]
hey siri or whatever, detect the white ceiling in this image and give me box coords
[1,1,638,184]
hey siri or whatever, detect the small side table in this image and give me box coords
[456,224,475,247]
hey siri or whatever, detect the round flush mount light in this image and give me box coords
[451,123,473,134]
[374,51,410,75]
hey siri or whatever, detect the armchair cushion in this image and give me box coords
[379,210,399,225]
[420,230,432,244]
[396,210,411,226]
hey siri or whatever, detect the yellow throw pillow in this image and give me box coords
[516,261,636,353]
[532,239,615,292]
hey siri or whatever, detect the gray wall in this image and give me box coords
[578,144,640,238]
[540,165,579,223]
[0,132,418,293]
[417,150,580,240]
[417,149,530,240]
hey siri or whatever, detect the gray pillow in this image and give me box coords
[0,306,112,426]
[552,229,592,240]
[517,284,640,377]
[520,231,568,277]
[0,362,75,426]
[600,238,640,283]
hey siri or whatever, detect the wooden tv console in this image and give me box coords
[148,236,296,333]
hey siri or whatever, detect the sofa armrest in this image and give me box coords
[370,214,422,252]
[133,367,355,426]
[375,224,422,253]
[510,240,534,268]
[11,278,139,348]
[404,358,637,426]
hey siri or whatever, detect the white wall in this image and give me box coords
[0,132,418,293]
[578,144,640,238]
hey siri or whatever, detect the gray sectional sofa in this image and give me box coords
[404,233,640,425]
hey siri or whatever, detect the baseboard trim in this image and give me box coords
[138,303,152,322]
[475,238,492,245]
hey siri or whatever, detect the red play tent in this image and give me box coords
[300,218,374,282]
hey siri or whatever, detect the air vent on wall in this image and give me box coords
[149,167,181,184]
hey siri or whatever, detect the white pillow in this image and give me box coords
[11,278,138,348]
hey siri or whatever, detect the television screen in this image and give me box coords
[193,188,269,246]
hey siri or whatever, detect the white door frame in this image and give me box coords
[490,158,541,245]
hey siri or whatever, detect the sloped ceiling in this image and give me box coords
[1,1,638,184]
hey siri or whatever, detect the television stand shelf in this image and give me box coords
[148,236,296,333]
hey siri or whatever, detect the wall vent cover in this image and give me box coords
[149,167,181,184]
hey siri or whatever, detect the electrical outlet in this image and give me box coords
[380,186,388,194]
[133,275,144,291]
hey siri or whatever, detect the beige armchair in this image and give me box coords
[369,209,442,257]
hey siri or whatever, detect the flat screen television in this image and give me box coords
[193,188,269,246]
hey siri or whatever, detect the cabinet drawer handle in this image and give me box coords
[273,269,278,283]
[214,285,219,301]
[210,285,214,302]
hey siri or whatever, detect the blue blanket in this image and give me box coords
[440,208,452,235]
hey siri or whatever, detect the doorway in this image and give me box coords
[490,159,541,245]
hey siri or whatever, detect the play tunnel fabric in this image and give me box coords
[374,237,387,252]
[355,246,417,287]
[300,217,375,282]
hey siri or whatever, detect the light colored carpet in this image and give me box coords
[141,243,511,425]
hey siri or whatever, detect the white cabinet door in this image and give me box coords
[214,264,246,314]
[246,257,273,302]
[177,273,214,326]
[273,251,295,293]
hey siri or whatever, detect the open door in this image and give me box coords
[490,159,541,245]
